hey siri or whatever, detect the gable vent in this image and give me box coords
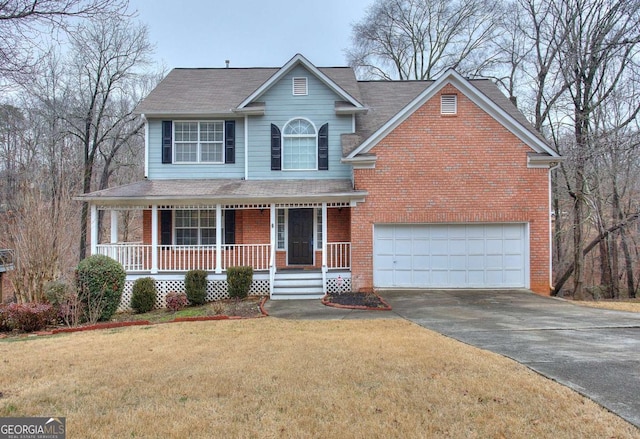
[293,77,308,96]
[441,94,457,115]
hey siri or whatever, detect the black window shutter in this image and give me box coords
[318,123,329,170]
[160,210,172,245]
[271,124,281,171]
[224,210,235,245]
[225,120,235,164]
[162,121,172,164]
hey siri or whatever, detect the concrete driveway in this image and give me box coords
[264,289,640,428]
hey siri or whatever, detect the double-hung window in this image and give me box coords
[174,121,224,163]
[175,210,220,245]
[282,118,317,170]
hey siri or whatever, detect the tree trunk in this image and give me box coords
[553,213,640,295]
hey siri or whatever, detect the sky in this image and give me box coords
[128,0,373,70]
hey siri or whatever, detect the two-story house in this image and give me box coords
[78,54,561,308]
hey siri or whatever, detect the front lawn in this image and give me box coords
[0,319,638,438]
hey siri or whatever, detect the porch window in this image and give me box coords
[174,210,221,245]
[277,209,285,250]
[316,208,323,249]
[282,118,316,170]
[174,121,224,163]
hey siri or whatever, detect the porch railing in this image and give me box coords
[97,243,151,272]
[327,242,351,269]
[96,243,271,272]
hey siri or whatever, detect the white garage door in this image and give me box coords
[373,224,528,288]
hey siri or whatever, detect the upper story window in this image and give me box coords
[441,94,457,115]
[282,118,317,170]
[292,77,308,96]
[174,121,224,163]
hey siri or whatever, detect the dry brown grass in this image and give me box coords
[571,298,640,313]
[1,319,638,438]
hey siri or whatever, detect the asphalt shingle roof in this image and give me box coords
[78,179,366,204]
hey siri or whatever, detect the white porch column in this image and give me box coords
[215,205,222,273]
[270,204,276,259]
[269,204,276,297]
[90,204,98,256]
[322,203,328,268]
[110,210,118,244]
[151,205,158,274]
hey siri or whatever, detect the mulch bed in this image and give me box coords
[322,292,392,311]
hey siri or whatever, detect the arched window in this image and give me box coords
[282,118,317,170]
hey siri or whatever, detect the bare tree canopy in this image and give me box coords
[0,0,129,82]
[346,0,501,79]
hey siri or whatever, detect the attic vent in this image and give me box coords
[441,94,457,115]
[293,77,308,96]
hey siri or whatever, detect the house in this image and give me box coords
[77,54,561,308]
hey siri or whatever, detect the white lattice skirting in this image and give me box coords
[118,276,270,311]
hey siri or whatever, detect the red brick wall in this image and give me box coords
[351,84,551,294]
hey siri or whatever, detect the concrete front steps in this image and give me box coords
[271,270,324,300]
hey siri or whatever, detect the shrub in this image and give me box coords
[185,270,207,305]
[227,266,253,299]
[44,280,70,306]
[165,291,188,312]
[1,303,56,332]
[76,254,126,323]
[44,280,82,327]
[131,277,157,314]
[0,305,9,332]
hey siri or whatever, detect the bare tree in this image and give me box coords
[346,0,501,80]
[0,0,129,85]
[554,0,640,297]
[59,17,153,259]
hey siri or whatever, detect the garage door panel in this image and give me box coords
[374,224,527,288]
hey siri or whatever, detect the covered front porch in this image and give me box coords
[80,179,366,305]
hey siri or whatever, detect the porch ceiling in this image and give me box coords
[75,178,367,207]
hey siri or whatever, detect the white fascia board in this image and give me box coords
[348,69,560,159]
[236,53,365,110]
[144,112,236,119]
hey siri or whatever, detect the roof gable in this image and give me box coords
[347,69,560,159]
[236,54,365,111]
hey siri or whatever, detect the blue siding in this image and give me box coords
[147,118,245,179]
[247,65,353,180]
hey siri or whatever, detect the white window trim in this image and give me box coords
[173,120,225,164]
[174,209,224,246]
[292,77,308,96]
[441,94,457,115]
[282,117,318,171]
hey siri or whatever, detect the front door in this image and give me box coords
[288,209,314,265]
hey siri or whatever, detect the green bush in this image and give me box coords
[185,270,207,305]
[76,254,126,322]
[227,266,253,299]
[44,280,71,306]
[131,277,157,314]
